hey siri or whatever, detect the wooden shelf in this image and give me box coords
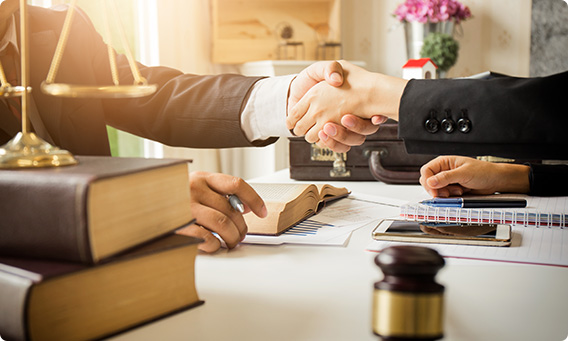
[211,0,340,64]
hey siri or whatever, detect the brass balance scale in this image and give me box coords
[0,0,156,168]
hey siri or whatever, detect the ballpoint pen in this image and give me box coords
[228,194,245,213]
[420,197,527,208]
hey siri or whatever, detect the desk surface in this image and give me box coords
[110,170,568,341]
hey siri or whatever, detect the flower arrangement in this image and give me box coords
[393,0,472,24]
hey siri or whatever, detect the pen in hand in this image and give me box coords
[228,194,245,213]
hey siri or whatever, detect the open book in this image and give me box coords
[244,183,350,235]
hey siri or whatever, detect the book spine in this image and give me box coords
[400,205,567,228]
[0,178,92,263]
[0,271,33,341]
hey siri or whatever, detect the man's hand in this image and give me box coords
[316,115,388,153]
[176,171,267,253]
[419,156,531,198]
[287,61,399,152]
[287,60,343,115]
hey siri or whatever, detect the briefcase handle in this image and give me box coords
[365,148,421,184]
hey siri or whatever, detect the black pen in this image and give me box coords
[420,198,527,208]
[228,194,245,213]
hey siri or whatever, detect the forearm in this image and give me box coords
[492,163,530,194]
[365,73,407,121]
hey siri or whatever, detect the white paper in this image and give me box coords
[242,193,403,246]
[367,225,568,267]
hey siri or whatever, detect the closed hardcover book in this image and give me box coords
[0,234,203,341]
[0,156,193,264]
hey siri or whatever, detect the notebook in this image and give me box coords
[400,195,567,228]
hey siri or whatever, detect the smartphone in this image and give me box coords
[372,219,511,247]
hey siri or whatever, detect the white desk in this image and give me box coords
[110,170,568,341]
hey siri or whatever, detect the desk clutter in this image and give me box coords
[369,195,568,267]
[0,156,203,340]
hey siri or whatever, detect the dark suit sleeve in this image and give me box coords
[398,71,568,160]
[68,6,278,149]
[105,63,277,148]
[528,163,568,196]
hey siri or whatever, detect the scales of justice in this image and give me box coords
[0,0,156,168]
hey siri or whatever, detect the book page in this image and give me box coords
[316,184,349,199]
[250,183,311,202]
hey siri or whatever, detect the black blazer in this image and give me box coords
[0,5,276,156]
[398,71,568,160]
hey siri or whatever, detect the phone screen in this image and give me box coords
[386,221,499,239]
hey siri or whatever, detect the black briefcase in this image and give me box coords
[288,121,437,184]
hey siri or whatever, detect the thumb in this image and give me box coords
[324,60,344,87]
[304,60,344,86]
[427,168,467,189]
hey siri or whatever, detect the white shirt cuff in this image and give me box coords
[241,74,296,142]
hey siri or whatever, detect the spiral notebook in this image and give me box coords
[400,195,567,228]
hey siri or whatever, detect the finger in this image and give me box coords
[200,173,267,218]
[444,185,465,197]
[341,115,380,136]
[371,115,389,125]
[287,98,310,130]
[304,124,322,144]
[191,203,243,248]
[303,60,344,87]
[420,157,451,188]
[287,61,344,114]
[318,130,351,153]
[176,224,222,253]
[323,122,366,146]
[427,169,465,189]
[293,111,317,137]
[436,188,451,198]
[322,60,344,86]
[190,173,248,237]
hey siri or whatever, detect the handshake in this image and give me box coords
[284,60,536,202]
[285,60,408,153]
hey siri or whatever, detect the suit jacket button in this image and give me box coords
[458,118,472,133]
[441,118,455,133]
[425,118,440,133]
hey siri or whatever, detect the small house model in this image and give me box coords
[402,58,438,80]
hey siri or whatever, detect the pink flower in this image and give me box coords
[393,0,472,23]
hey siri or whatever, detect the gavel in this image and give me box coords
[372,245,445,340]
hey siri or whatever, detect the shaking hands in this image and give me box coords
[286,60,407,152]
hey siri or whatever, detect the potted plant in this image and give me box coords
[420,32,459,77]
[393,0,471,60]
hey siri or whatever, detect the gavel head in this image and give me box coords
[372,245,445,340]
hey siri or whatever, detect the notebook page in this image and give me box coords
[367,225,568,267]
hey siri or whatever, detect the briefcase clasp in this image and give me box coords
[310,144,351,178]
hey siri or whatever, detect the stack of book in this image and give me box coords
[0,156,203,340]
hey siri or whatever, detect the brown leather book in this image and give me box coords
[0,156,194,264]
[244,183,349,235]
[0,234,203,341]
